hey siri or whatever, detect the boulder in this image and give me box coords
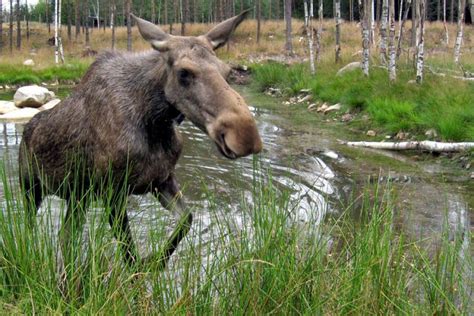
[336,62,362,76]
[366,130,377,137]
[23,59,35,66]
[39,98,61,111]
[14,85,55,108]
[0,108,40,121]
[0,101,19,114]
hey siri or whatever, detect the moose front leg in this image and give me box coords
[146,174,193,269]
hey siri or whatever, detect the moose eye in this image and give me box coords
[177,69,194,87]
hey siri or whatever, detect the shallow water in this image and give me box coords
[0,86,471,262]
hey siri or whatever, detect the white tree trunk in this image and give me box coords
[370,0,376,46]
[335,0,341,63]
[380,0,389,64]
[453,0,466,64]
[316,0,323,62]
[397,0,412,59]
[304,0,316,74]
[415,0,425,83]
[344,140,474,152]
[54,0,64,64]
[443,0,449,45]
[361,0,371,76]
[388,0,396,80]
[58,0,64,63]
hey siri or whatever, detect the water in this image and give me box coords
[0,86,471,262]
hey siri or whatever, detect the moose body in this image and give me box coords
[19,11,262,268]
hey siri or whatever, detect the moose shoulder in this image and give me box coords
[19,10,262,269]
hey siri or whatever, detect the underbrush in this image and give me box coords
[0,161,470,314]
[252,62,474,141]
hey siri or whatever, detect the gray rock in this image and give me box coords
[14,85,55,108]
[0,101,19,114]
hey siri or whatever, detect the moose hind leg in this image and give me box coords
[20,172,43,226]
[107,195,138,267]
[147,174,193,269]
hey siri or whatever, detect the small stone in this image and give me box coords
[298,94,312,103]
[395,131,409,140]
[471,172,474,179]
[23,59,35,66]
[307,103,318,111]
[323,103,342,114]
[465,162,471,170]
[316,103,329,112]
[283,101,291,105]
[341,113,353,122]
[366,130,376,137]
[425,128,438,139]
[385,135,392,139]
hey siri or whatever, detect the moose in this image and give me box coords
[19,10,262,270]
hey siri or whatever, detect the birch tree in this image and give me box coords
[54,0,65,64]
[388,0,396,80]
[361,0,371,76]
[443,0,449,44]
[304,0,315,74]
[335,0,341,63]
[453,0,466,64]
[111,0,116,49]
[415,0,425,83]
[379,0,388,64]
[284,0,292,54]
[316,0,323,62]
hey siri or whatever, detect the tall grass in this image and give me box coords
[0,62,89,85]
[252,62,474,141]
[0,160,471,314]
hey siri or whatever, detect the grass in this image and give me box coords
[0,160,471,314]
[252,61,474,141]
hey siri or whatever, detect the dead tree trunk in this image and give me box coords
[75,0,81,39]
[380,0,389,64]
[284,0,293,54]
[397,0,411,58]
[16,0,21,49]
[361,0,371,76]
[304,0,316,74]
[257,0,261,43]
[415,0,425,83]
[316,0,323,62]
[453,0,466,63]
[388,0,396,80]
[126,0,131,51]
[335,0,342,63]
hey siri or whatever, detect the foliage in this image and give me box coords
[252,62,474,141]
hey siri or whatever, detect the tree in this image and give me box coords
[453,0,466,63]
[388,0,396,80]
[67,0,72,40]
[316,0,323,62]
[26,0,30,41]
[284,0,292,54]
[397,0,411,58]
[46,0,50,33]
[361,0,371,76]
[380,0,388,64]
[256,0,261,43]
[0,0,3,53]
[9,0,13,52]
[335,0,341,63]
[415,0,425,83]
[16,0,21,49]
[304,0,315,74]
[126,0,131,51]
[75,0,81,39]
[54,0,65,63]
[443,0,449,44]
[111,0,116,49]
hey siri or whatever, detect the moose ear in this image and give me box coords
[131,13,170,51]
[203,9,250,50]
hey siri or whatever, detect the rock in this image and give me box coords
[316,103,329,112]
[0,108,40,121]
[323,103,342,114]
[341,113,353,122]
[307,103,318,111]
[39,98,61,111]
[297,94,312,103]
[366,130,376,137]
[336,62,362,76]
[322,151,339,159]
[23,59,35,66]
[470,172,474,179]
[407,80,417,84]
[425,128,438,139]
[265,87,282,97]
[14,85,55,108]
[299,88,311,94]
[0,101,19,114]
[395,131,409,140]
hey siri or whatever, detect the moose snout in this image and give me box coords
[209,113,263,159]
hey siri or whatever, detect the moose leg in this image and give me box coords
[146,174,193,269]
[20,173,44,227]
[107,194,138,267]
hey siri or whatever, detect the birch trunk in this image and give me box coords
[126,0,131,51]
[304,0,315,74]
[16,0,20,49]
[361,0,371,76]
[58,0,64,63]
[111,0,116,49]
[335,0,341,63]
[380,0,389,64]
[388,0,396,81]
[453,0,466,64]
[443,0,449,45]
[370,0,376,46]
[344,140,474,152]
[284,0,293,54]
[415,0,425,83]
[316,0,323,62]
